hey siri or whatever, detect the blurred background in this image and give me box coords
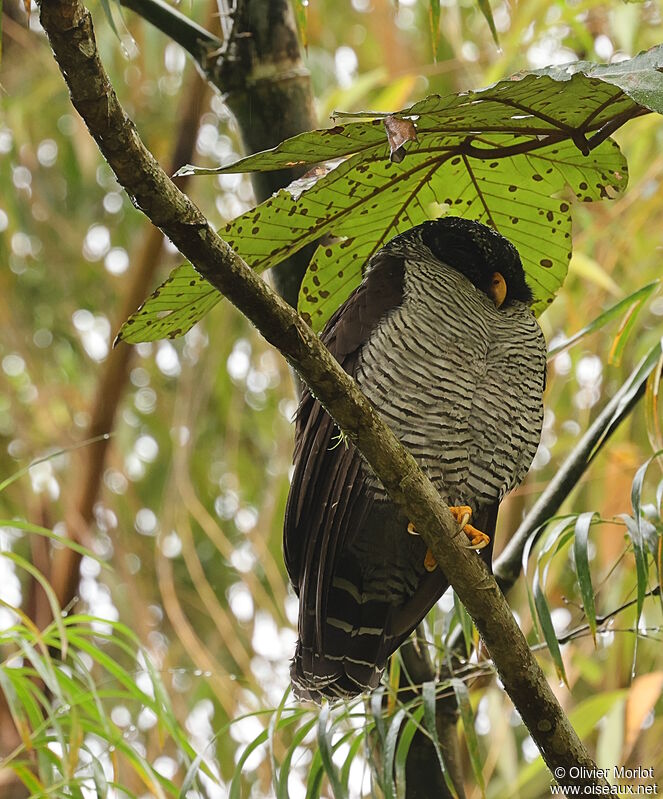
[1,0,663,796]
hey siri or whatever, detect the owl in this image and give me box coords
[284,217,547,701]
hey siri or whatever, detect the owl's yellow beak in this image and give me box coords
[489,272,507,308]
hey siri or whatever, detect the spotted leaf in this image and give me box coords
[123,48,661,342]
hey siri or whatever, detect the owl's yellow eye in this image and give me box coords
[489,272,507,308]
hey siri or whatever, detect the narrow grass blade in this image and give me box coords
[608,299,646,366]
[382,708,406,799]
[394,706,424,799]
[627,458,656,676]
[547,281,659,357]
[229,727,269,799]
[12,762,45,793]
[0,519,104,564]
[305,748,324,799]
[422,681,458,798]
[573,512,598,645]
[453,590,474,658]
[387,654,400,713]
[533,560,568,686]
[339,730,366,795]
[2,552,68,660]
[278,716,318,799]
[476,0,499,45]
[0,434,111,493]
[268,687,292,796]
[317,703,348,799]
[370,688,386,747]
[0,668,33,751]
[452,679,484,795]
[644,346,663,464]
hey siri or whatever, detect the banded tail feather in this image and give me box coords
[289,501,497,701]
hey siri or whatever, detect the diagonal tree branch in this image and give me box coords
[119,2,463,790]
[62,0,452,793]
[38,0,609,792]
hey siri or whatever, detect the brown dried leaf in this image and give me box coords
[286,160,344,200]
[383,115,417,163]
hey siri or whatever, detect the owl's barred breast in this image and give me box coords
[355,256,547,512]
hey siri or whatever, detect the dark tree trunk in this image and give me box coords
[217,0,317,308]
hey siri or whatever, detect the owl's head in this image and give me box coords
[416,217,534,307]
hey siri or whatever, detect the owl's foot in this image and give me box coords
[448,506,491,550]
[424,548,437,572]
[409,507,490,573]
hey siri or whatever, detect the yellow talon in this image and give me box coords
[409,506,490,572]
[411,506,491,571]
[462,524,491,550]
[424,549,437,572]
[448,506,491,550]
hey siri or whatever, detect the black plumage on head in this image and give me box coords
[399,217,534,305]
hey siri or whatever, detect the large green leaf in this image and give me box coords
[117,47,663,343]
[178,48,659,175]
[297,137,624,329]
[113,264,220,344]
[537,46,663,114]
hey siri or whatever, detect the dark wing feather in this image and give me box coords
[284,251,404,587]
[283,252,405,669]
